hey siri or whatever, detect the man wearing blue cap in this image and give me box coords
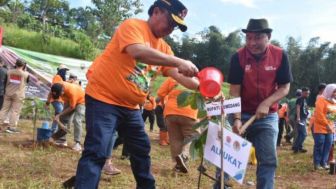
[72,0,199,189]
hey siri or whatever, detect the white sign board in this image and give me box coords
[205,101,222,116]
[204,122,251,184]
[222,98,241,114]
[205,98,241,116]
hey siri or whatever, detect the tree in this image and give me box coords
[91,0,143,38]
[6,0,25,23]
[28,0,70,29]
[0,0,10,6]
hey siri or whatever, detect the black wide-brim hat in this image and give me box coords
[242,18,273,33]
[148,0,188,32]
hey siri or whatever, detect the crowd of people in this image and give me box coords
[0,0,335,189]
[277,83,336,171]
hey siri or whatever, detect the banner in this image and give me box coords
[0,46,92,100]
[204,122,251,184]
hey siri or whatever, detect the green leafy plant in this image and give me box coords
[177,91,223,159]
[327,112,336,121]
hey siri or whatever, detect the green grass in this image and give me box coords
[1,24,100,60]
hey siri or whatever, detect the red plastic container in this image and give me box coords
[198,67,223,97]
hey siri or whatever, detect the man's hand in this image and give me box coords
[326,125,333,133]
[255,101,270,119]
[232,119,242,135]
[177,60,199,77]
[54,114,60,122]
[45,102,50,109]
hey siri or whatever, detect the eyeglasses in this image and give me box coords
[166,12,178,30]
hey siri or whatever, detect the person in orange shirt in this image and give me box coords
[277,102,288,147]
[142,92,156,132]
[51,82,85,152]
[313,84,336,170]
[46,64,69,133]
[73,1,199,188]
[158,77,198,173]
[308,83,326,134]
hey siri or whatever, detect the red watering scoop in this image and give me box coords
[197,67,223,98]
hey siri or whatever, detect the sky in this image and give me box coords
[69,0,336,47]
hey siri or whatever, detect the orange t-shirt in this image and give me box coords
[143,96,156,111]
[157,78,198,120]
[48,75,64,103]
[313,97,336,134]
[278,103,287,118]
[62,82,85,109]
[85,18,173,109]
[52,75,63,84]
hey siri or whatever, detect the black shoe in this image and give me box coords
[120,155,130,160]
[299,149,307,153]
[175,154,189,173]
[63,176,76,189]
[285,136,292,144]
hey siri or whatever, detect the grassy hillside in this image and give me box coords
[2,24,101,60]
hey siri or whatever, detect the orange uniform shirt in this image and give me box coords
[157,78,198,120]
[278,103,287,119]
[48,75,64,103]
[313,97,336,134]
[143,96,156,111]
[62,82,85,109]
[85,19,173,109]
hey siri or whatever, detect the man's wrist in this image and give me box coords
[233,117,241,121]
[233,114,241,121]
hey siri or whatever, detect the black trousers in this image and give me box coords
[142,109,155,131]
[155,106,167,131]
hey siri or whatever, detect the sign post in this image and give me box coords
[220,97,225,189]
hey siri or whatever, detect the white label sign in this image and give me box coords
[204,122,251,184]
[205,101,222,116]
[205,98,241,116]
[222,98,241,114]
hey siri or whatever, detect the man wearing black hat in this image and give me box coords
[227,18,293,189]
[73,0,199,189]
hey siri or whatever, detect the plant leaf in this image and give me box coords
[189,92,198,109]
[197,109,207,119]
[192,118,209,130]
[195,92,206,110]
[177,91,192,107]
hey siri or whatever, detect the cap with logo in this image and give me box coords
[148,0,188,32]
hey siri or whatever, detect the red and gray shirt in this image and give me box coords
[228,44,293,114]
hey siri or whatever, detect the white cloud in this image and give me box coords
[220,0,256,8]
[219,0,275,8]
